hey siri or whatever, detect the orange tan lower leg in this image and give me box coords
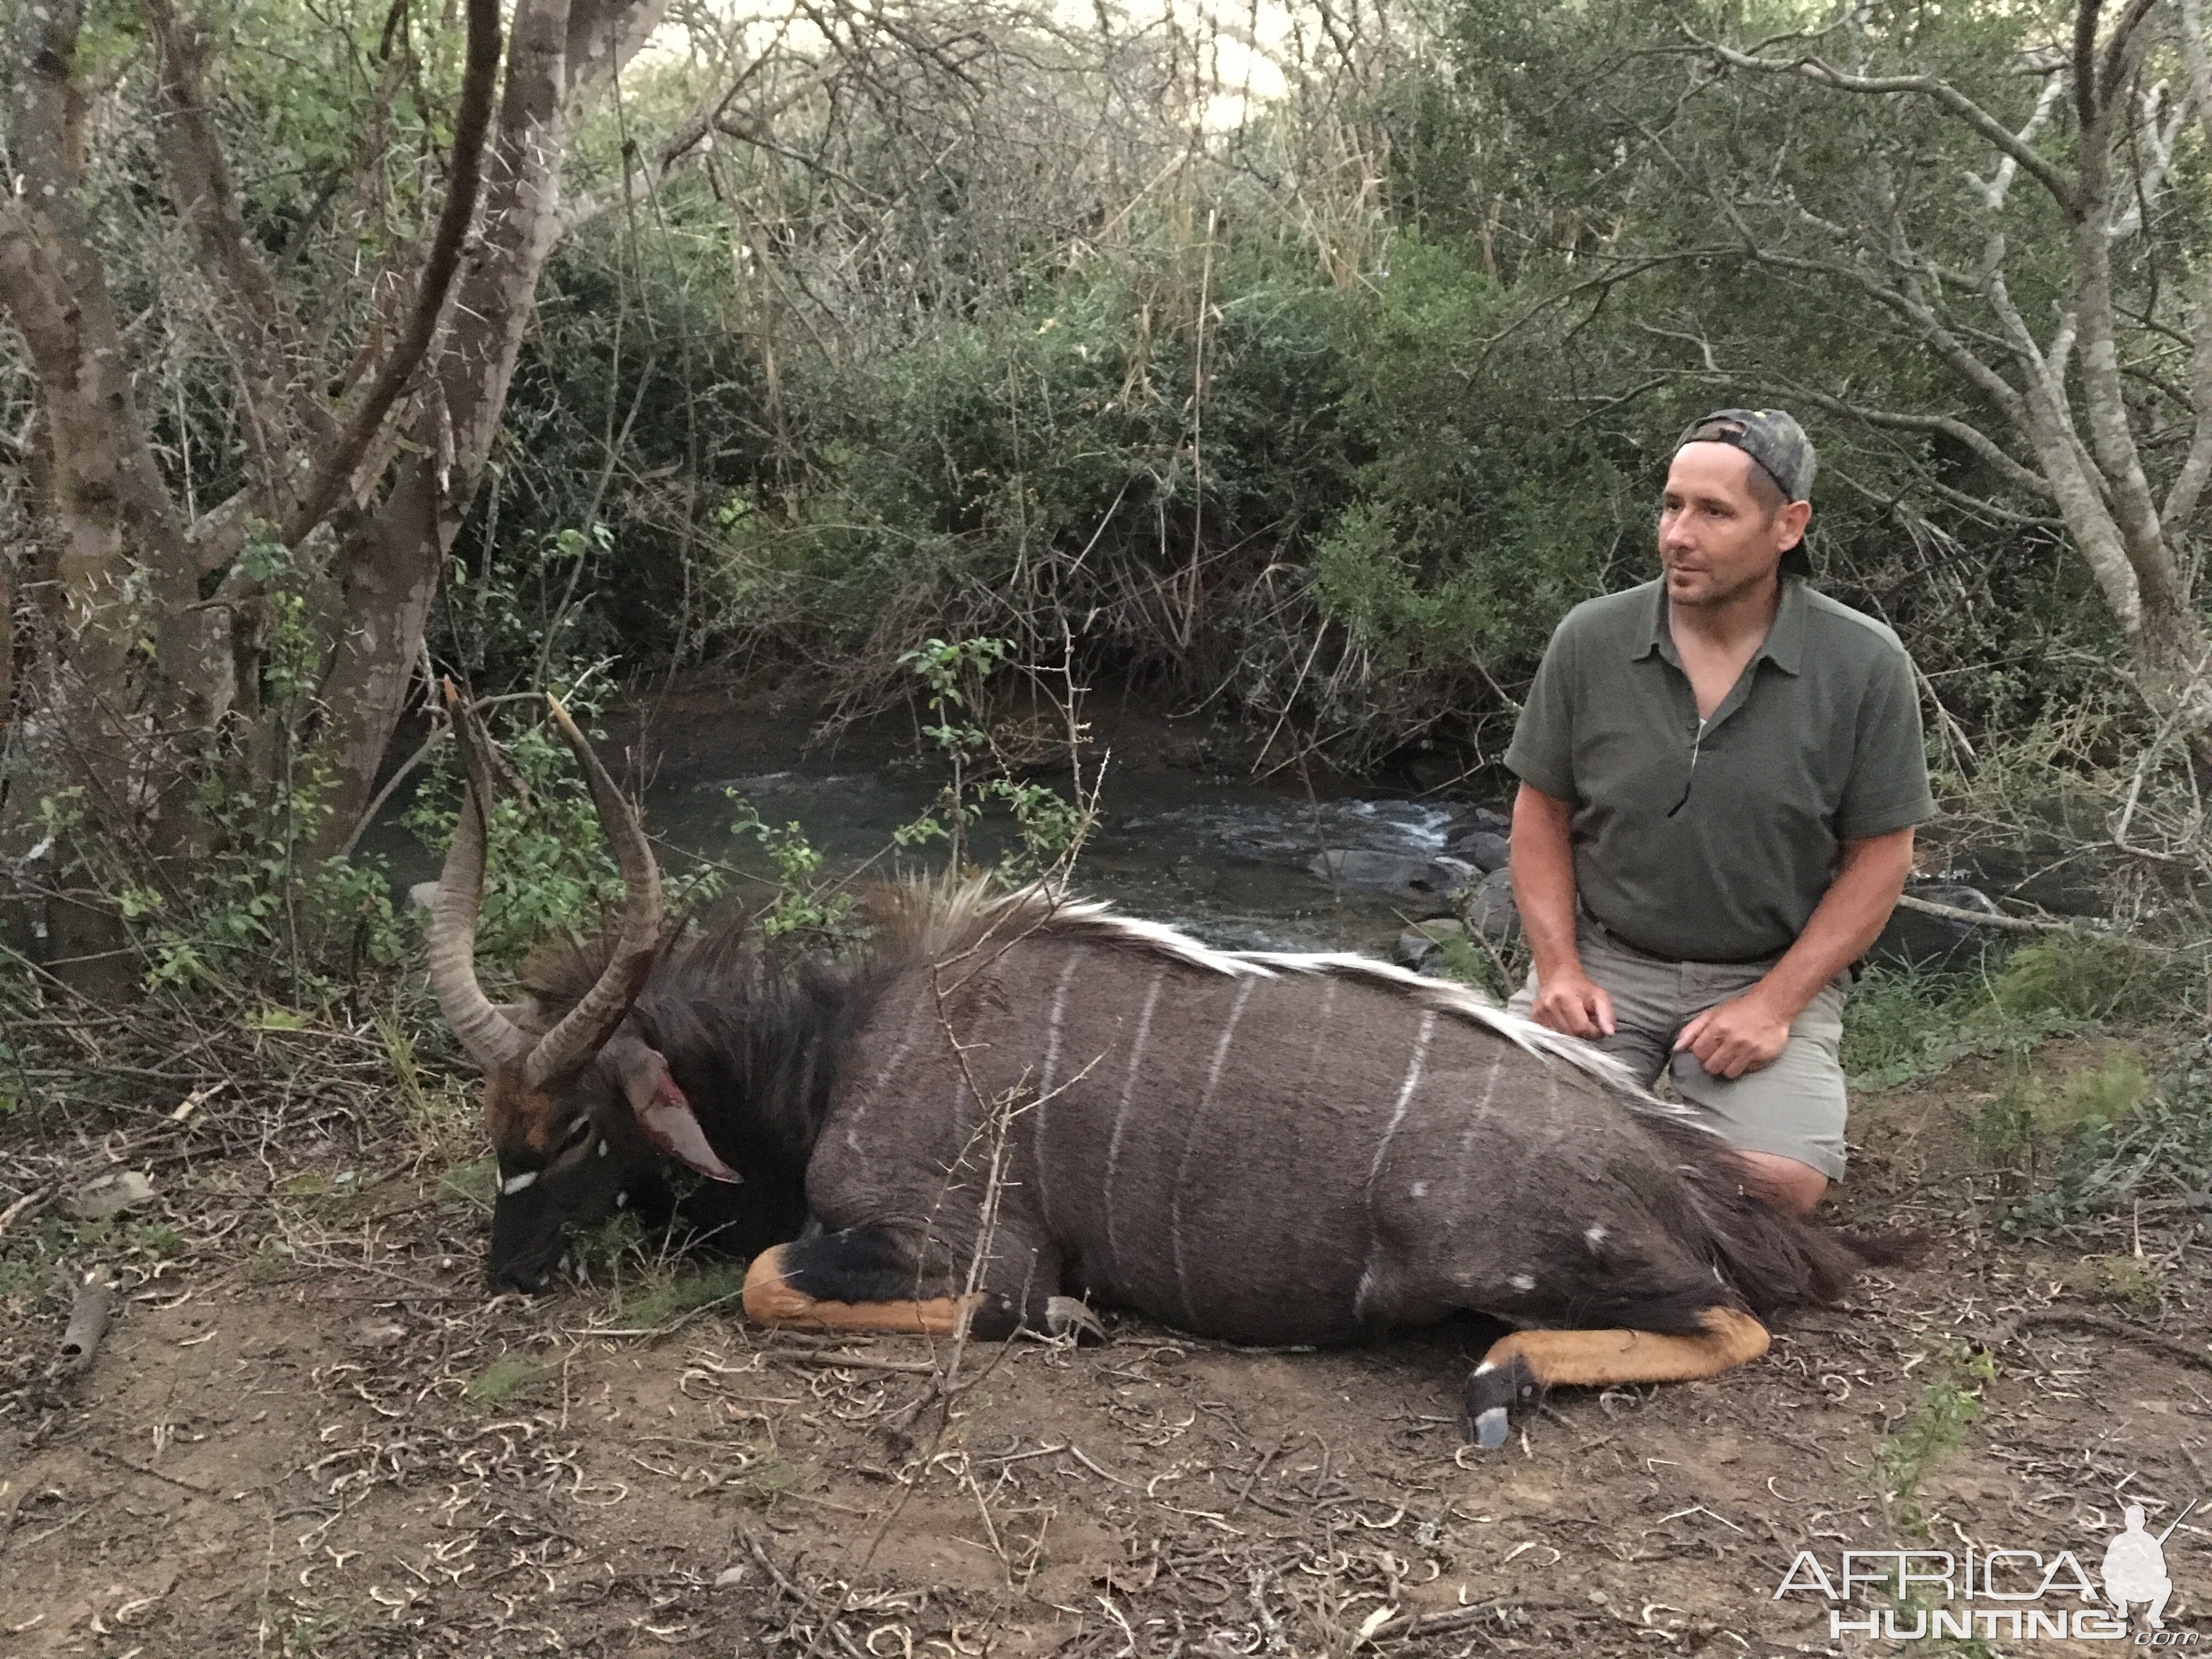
[741,1243,980,1336]
[1479,1305,1771,1387]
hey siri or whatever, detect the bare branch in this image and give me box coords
[184,489,258,576]
[1979,252,2080,424]
[2107,78,2188,241]
[569,0,675,90]
[2183,0,2212,149]
[279,0,503,547]
[2164,0,2212,534]
[1776,388,2057,501]
[1708,191,2031,426]
[1688,27,2077,211]
[1926,481,2069,529]
[2164,271,2212,531]
[654,15,811,171]
[2076,0,2107,131]
[2095,0,2163,127]
[2068,163,2187,612]
[146,0,338,481]
[1968,72,2067,211]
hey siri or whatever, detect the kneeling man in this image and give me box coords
[1506,409,1933,1216]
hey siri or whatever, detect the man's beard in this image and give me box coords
[1666,555,1781,610]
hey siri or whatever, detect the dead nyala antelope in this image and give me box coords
[429,694,1910,1446]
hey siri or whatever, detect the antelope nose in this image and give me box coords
[486,1258,554,1295]
[487,1184,561,1294]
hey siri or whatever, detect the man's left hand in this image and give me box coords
[1674,994,1794,1079]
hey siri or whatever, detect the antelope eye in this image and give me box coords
[552,1116,594,1159]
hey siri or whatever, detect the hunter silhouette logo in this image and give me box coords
[2104,1501,2195,1632]
[1775,1495,2200,1642]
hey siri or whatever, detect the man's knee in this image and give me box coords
[1668,994,1849,1192]
[1733,1149,1828,1218]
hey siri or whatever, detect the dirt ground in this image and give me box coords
[3,1048,2208,1658]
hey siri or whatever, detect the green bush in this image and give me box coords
[612,1263,751,1329]
[1973,1053,2152,1167]
[465,1351,550,1405]
[1994,1062,2212,1235]
[1873,1342,1994,1536]
[402,695,725,970]
[1313,235,1631,687]
[1839,962,1982,1087]
[700,250,1361,674]
[1845,934,2206,1091]
[1983,936,2191,1028]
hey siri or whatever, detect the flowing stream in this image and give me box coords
[369,682,2007,970]
[369,690,1500,959]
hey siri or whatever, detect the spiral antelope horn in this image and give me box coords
[426,681,534,1070]
[519,695,667,1087]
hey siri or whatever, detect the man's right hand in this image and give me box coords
[1528,967,1617,1040]
[1510,783,1613,1041]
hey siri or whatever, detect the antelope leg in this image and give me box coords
[1461,1306,1770,1448]
[741,1243,980,1336]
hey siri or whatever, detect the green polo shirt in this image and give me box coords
[1504,576,1934,963]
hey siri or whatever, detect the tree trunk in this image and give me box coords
[0,0,666,977]
[307,0,667,850]
[1701,6,2212,788]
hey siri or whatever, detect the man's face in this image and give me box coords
[1657,443,1810,610]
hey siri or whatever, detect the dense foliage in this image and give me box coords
[4,0,2209,967]
[393,0,2199,816]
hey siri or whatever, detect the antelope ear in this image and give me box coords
[607,1042,741,1184]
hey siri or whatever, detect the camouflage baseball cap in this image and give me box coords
[1677,407,1816,573]
[1677,408,1816,501]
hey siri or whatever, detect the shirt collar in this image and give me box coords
[1634,582,1669,663]
[1634,574,1806,675]
[1762,574,1807,675]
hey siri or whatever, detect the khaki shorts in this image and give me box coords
[1507,918,1850,1181]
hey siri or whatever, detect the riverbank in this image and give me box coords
[4,673,2207,1653]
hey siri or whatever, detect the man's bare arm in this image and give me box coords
[1676,825,1916,1079]
[1509,782,1615,1038]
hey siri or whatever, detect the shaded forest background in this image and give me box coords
[2,0,2210,985]
[387,0,2197,761]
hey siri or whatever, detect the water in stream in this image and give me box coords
[654,748,1480,957]
[370,692,1496,960]
[367,684,2012,972]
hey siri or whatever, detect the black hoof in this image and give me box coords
[1461,1353,1542,1449]
[963,1293,1024,1342]
[963,1294,1101,1344]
